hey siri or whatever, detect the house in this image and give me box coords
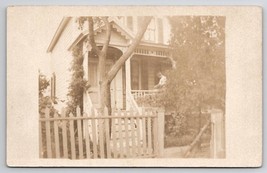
[47,16,172,113]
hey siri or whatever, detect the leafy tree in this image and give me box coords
[157,16,225,139]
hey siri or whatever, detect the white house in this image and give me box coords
[47,16,172,113]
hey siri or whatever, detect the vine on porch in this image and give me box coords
[67,44,89,114]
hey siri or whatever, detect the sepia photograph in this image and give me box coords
[7,6,262,167]
[39,15,225,159]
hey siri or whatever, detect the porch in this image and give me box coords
[83,45,171,111]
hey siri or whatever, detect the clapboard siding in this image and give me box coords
[50,18,80,103]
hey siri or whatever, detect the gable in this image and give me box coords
[94,28,129,46]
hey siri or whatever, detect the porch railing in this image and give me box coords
[131,90,159,100]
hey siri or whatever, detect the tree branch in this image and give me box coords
[101,17,112,54]
[106,16,153,82]
[87,17,101,55]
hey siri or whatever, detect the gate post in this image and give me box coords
[210,109,225,158]
[157,108,165,157]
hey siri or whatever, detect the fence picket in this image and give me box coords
[142,113,147,156]
[61,108,68,158]
[98,110,105,159]
[45,108,52,158]
[91,108,98,158]
[130,110,136,157]
[69,112,76,159]
[76,107,84,159]
[112,117,118,158]
[124,112,130,158]
[153,113,158,157]
[53,112,60,158]
[83,113,91,159]
[39,121,43,158]
[117,110,124,158]
[147,111,152,156]
[104,107,111,158]
[136,116,141,156]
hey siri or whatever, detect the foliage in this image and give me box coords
[138,16,225,142]
[38,71,55,117]
[39,72,50,98]
[66,44,89,114]
[160,16,225,113]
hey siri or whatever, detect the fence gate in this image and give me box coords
[39,107,164,159]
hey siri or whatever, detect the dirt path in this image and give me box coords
[162,143,210,158]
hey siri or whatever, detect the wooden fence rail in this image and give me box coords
[39,107,164,159]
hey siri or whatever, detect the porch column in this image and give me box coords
[83,41,88,81]
[125,55,132,110]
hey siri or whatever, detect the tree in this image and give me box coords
[77,16,152,115]
[39,71,51,116]
[157,16,225,140]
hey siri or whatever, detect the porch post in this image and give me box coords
[125,55,132,110]
[83,42,88,81]
[210,109,225,158]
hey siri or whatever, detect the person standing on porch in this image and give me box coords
[154,72,167,89]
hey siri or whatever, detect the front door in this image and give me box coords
[88,60,124,110]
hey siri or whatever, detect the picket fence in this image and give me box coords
[39,107,164,159]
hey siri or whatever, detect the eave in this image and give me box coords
[47,17,71,53]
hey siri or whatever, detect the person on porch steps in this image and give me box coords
[154,72,167,89]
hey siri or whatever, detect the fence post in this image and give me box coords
[157,108,165,157]
[210,109,225,158]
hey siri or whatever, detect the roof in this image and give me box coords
[47,17,169,53]
[47,17,71,53]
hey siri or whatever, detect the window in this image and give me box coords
[145,18,156,41]
[131,60,139,90]
[131,58,148,90]
[157,18,163,43]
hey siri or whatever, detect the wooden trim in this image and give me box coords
[47,17,71,53]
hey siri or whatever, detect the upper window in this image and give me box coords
[157,18,163,43]
[144,18,156,41]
